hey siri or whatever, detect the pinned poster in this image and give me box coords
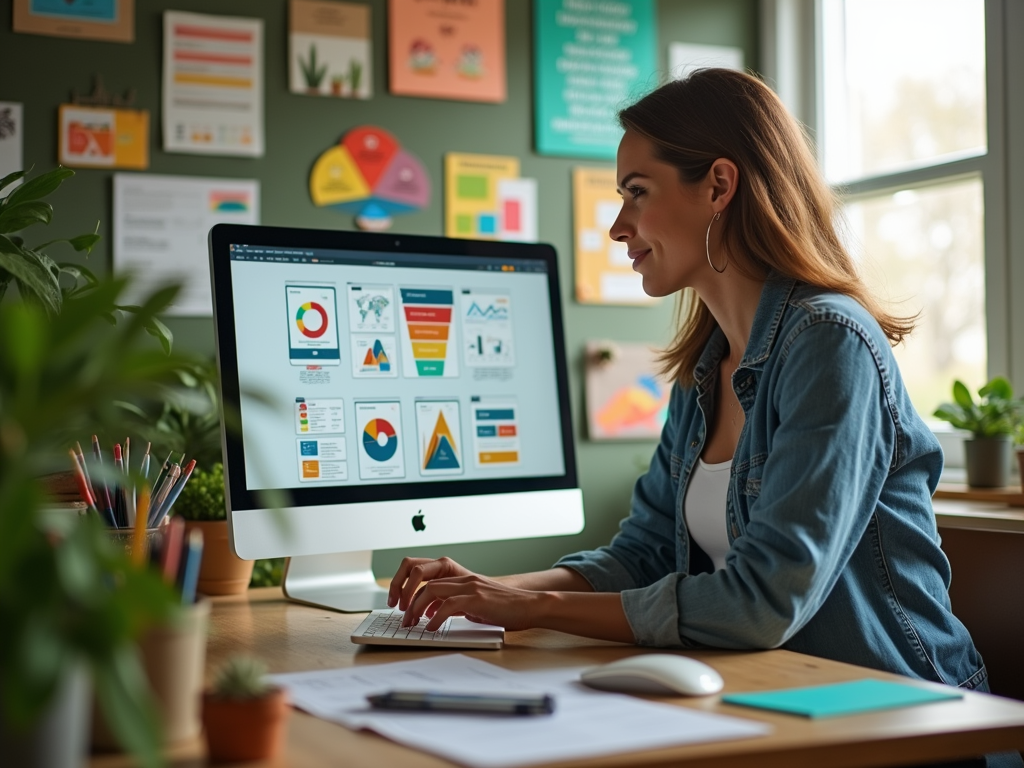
[585,341,671,440]
[13,0,134,43]
[163,11,264,157]
[573,167,654,305]
[0,103,23,183]
[445,153,537,242]
[534,0,657,159]
[310,125,430,231]
[388,0,505,103]
[58,105,148,169]
[290,0,372,99]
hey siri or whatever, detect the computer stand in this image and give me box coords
[282,551,390,612]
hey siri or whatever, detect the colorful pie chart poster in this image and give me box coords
[416,400,464,476]
[399,288,459,378]
[310,125,430,231]
[286,284,341,366]
[355,401,405,480]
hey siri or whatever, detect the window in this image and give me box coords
[820,0,989,420]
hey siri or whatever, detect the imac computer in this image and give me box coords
[208,224,584,612]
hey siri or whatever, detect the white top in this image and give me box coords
[683,458,732,571]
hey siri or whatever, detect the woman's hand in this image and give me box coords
[401,572,547,632]
[388,556,476,611]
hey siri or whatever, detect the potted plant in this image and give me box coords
[0,167,200,767]
[201,655,288,763]
[1015,421,1024,494]
[172,462,254,595]
[933,376,1022,488]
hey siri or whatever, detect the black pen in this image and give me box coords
[367,691,555,716]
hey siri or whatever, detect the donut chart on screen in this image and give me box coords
[295,301,329,338]
[310,126,431,231]
[362,418,398,462]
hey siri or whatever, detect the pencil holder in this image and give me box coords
[106,527,162,557]
[92,599,211,750]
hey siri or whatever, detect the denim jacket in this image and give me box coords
[557,274,987,689]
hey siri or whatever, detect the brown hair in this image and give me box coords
[618,68,914,386]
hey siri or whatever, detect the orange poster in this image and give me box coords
[388,0,506,103]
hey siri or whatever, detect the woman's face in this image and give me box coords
[610,129,717,297]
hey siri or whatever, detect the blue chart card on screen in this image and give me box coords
[722,679,963,718]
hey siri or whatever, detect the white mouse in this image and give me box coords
[579,654,725,696]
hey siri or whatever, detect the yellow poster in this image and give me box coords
[573,167,656,305]
[444,153,519,240]
[58,105,149,169]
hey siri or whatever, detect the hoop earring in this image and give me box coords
[706,212,726,273]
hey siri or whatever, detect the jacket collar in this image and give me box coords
[692,273,797,390]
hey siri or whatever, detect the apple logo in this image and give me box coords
[411,511,426,531]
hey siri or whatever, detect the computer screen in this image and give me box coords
[209,224,584,611]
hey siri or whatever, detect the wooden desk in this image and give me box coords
[932,497,1024,701]
[91,588,1024,768]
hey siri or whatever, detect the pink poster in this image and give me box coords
[388,0,505,103]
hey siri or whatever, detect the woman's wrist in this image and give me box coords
[531,590,636,644]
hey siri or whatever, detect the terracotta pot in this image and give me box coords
[183,520,254,596]
[202,687,289,763]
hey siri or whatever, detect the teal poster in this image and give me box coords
[533,0,657,160]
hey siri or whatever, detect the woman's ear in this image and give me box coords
[708,158,739,210]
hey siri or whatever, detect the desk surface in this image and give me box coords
[91,588,1024,768]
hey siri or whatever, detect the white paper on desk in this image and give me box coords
[113,173,259,316]
[270,654,770,768]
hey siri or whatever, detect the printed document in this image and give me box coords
[270,654,770,768]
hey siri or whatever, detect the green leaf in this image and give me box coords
[93,646,164,768]
[0,169,27,195]
[932,404,971,432]
[952,380,975,410]
[36,232,102,255]
[0,201,53,234]
[0,301,48,375]
[3,166,74,209]
[0,243,61,315]
[979,376,1013,402]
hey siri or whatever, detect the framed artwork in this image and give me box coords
[388,0,506,103]
[58,105,148,169]
[13,0,134,43]
[585,341,671,441]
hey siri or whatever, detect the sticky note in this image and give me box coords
[722,679,963,718]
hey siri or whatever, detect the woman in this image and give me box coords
[389,68,1015,766]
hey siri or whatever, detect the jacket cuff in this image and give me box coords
[553,549,636,593]
[621,573,685,647]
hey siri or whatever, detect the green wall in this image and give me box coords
[0,0,758,577]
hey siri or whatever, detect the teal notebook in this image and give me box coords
[722,679,963,718]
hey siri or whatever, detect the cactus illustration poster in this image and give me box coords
[388,0,505,103]
[290,0,372,99]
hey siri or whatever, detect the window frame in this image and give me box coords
[760,0,1022,472]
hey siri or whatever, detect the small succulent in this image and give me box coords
[212,655,272,699]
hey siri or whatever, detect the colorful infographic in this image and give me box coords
[286,284,341,365]
[310,125,430,231]
[399,288,459,378]
[445,153,537,241]
[585,342,671,440]
[573,167,655,305]
[416,400,463,476]
[294,397,345,434]
[387,0,506,103]
[461,290,514,368]
[296,437,348,482]
[355,400,405,479]
[351,335,397,378]
[470,399,520,468]
[289,0,372,99]
[58,105,149,169]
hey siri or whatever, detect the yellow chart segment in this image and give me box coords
[310,145,372,206]
[174,73,252,89]
[411,342,447,359]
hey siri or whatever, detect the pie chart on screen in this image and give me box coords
[362,418,398,461]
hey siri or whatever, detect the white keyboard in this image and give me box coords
[350,609,504,649]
